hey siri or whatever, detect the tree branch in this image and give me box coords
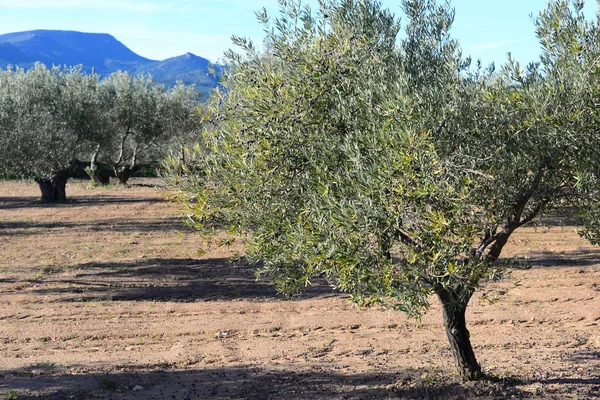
[130,142,142,169]
[394,229,421,250]
[510,162,548,224]
[516,198,550,229]
[474,225,500,256]
[483,161,549,261]
[116,127,131,165]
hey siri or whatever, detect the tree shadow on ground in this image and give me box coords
[570,349,600,364]
[0,196,41,210]
[6,258,337,302]
[0,365,549,400]
[0,217,187,236]
[0,194,165,211]
[510,249,600,268]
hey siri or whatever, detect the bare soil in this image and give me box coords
[0,179,598,400]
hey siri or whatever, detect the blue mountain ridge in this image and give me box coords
[0,30,220,95]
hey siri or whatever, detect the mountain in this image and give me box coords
[139,52,217,93]
[0,30,151,74]
[0,30,220,96]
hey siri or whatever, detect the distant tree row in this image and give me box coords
[0,63,200,202]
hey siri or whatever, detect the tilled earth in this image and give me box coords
[0,179,598,399]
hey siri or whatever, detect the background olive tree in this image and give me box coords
[161,81,203,168]
[90,72,200,185]
[0,65,200,196]
[0,64,108,202]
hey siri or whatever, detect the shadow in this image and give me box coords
[69,195,166,205]
[128,182,162,188]
[0,216,187,236]
[571,349,600,363]
[535,378,600,385]
[9,258,337,302]
[518,249,600,268]
[0,195,167,211]
[0,196,42,210]
[0,365,536,400]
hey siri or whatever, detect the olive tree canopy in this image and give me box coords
[168,0,600,380]
[93,72,199,185]
[0,64,108,202]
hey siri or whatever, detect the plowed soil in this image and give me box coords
[0,179,598,399]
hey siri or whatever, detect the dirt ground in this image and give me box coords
[0,178,598,400]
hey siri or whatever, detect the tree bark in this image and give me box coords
[35,169,69,203]
[36,178,56,203]
[90,145,110,185]
[114,165,132,185]
[114,143,137,185]
[180,146,186,166]
[436,286,482,381]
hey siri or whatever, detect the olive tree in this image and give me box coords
[161,82,203,167]
[95,72,195,185]
[0,64,108,202]
[405,0,600,378]
[165,0,600,380]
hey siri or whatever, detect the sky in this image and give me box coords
[0,0,598,66]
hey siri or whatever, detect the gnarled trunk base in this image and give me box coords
[114,165,132,185]
[436,286,482,381]
[89,146,110,185]
[89,164,110,185]
[35,169,69,203]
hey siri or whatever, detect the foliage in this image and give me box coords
[167,0,485,315]
[165,0,600,379]
[5,389,19,400]
[95,72,200,184]
[0,63,200,197]
[0,63,105,181]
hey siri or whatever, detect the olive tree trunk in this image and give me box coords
[89,145,110,185]
[113,146,137,185]
[436,286,482,381]
[114,165,132,185]
[35,169,69,203]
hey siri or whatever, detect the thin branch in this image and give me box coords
[444,160,496,181]
[510,161,548,224]
[116,126,131,165]
[394,229,421,250]
[484,161,549,261]
[474,225,500,256]
[433,118,447,137]
[71,134,82,160]
[516,198,550,229]
[138,136,158,154]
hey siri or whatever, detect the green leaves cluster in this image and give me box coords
[0,64,200,190]
[0,64,106,180]
[166,0,600,319]
[99,72,200,184]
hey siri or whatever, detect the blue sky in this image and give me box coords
[0,0,597,65]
